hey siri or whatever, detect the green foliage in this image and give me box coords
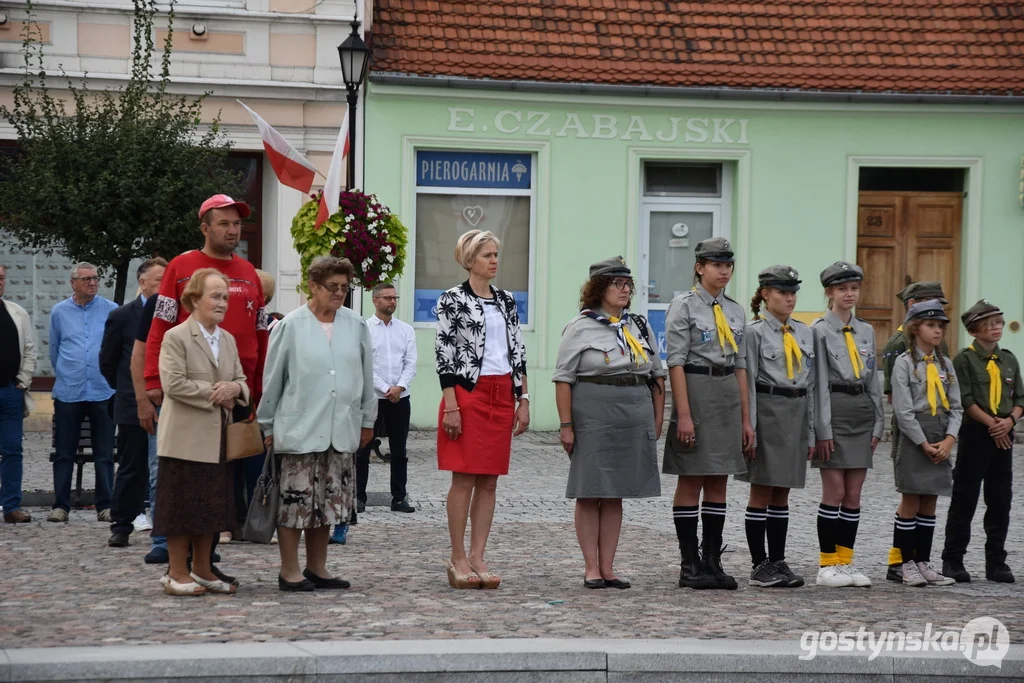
[0,0,241,303]
[290,196,336,297]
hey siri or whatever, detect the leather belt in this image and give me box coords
[830,383,866,396]
[683,364,734,377]
[577,374,646,387]
[756,383,807,398]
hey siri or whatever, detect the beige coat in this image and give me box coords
[157,316,250,464]
[3,299,37,417]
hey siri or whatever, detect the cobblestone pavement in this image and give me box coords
[3,430,1023,648]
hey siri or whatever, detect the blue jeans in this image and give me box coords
[52,398,115,512]
[148,407,166,549]
[0,384,25,512]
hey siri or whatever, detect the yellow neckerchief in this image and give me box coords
[897,324,903,333]
[608,315,649,365]
[842,325,865,379]
[693,285,738,354]
[923,353,950,416]
[780,322,803,380]
[970,343,1001,414]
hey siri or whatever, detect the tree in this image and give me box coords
[0,0,241,303]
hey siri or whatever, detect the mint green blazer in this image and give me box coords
[257,304,377,454]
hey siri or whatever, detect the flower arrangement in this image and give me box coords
[291,189,408,295]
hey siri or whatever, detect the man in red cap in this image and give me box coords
[142,194,268,582]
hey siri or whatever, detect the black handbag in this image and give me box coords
[241,444,279,544]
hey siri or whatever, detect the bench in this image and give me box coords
[48,414,94,508]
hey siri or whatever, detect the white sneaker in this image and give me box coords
[902,561,928,587]
[816,565,855,587]
[133,513,152,532]
[841,563,872,587]
[916,562,955,586]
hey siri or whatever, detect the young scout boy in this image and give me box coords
[941,300,1022,584]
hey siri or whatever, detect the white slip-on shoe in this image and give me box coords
[162,577,206,596]
[190,572,238,594]
[816,565,854,587]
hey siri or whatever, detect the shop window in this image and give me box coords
[413,150,534,325]
[225,151,263,268]
[644,163,721,197]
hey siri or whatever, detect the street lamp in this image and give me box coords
[338,17,371,191]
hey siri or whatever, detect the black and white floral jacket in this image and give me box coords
[434,281,527,397]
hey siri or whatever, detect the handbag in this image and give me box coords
[241,444,280,543]
[226,400,264,461]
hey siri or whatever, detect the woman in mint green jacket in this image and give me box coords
[257,256,377,592]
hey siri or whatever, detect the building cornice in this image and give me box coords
[13,0,355,25]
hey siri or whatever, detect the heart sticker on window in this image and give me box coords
[462,206,484,227]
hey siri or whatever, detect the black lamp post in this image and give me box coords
[338,17,371,191]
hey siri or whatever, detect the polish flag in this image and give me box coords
[238,100,318,193]
[315,108,351,229]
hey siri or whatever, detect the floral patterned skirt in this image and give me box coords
[277,448,354,529]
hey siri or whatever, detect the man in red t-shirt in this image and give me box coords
[144,194,268,584]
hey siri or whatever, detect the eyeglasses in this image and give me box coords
[611,278,634,291]
[321,283,350,294]
[376,296,400,302]
[74,276,100,283]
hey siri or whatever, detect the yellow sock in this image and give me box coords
[819,551,840,567]
[837,545,854,565]
[887,547,903,565]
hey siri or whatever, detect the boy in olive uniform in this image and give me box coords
[941,300,1022,584]
[882,282,950,457]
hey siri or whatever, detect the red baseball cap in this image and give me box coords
[198,194,251,219]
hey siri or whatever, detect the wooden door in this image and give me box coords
[856,191,962,350]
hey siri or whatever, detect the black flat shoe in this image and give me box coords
[584,578,606,589]
[356,501,366,513]
[279,574,315,592]
[303,568,351,589]
[391,497,416,513]
[603,578,631,589]
[108,532,130,548]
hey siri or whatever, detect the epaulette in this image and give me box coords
[748,317,766,327]
[721,292,739,305]
[810,316,826,326]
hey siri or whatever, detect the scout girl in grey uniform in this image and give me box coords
[739,266,815,589]
[664,237,752,591]
[887,300,962,587]
[811,262,884,588]
[554,257,666,589]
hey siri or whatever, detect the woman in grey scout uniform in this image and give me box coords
[664,237,753,591]
[886,300,962,588]
[554,257,666,590]
[739,266,815,589]
[811,262,884,589]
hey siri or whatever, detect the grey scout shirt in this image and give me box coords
[553,311,666,383]
[664,284,747,370]
[891,348,963,445]
[745,313,815,442]
[811,310,885,441]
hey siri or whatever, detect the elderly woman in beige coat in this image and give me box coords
[154,268,249,597]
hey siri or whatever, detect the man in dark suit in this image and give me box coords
[100,258,166,547]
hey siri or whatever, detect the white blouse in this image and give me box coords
[480,300,512,376]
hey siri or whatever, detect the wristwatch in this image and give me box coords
[518,393,531,402]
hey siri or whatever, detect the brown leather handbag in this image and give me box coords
[226,400,264,461]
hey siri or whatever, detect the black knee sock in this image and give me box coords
[837,506,860,549]
[766,504,789,562]
[701,501,727,547]
[895,516,917,565]
[673,505,699,551]
[817,503,840,565]
[745,506,767,567]
[915,514,936,564]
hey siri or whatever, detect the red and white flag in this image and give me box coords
[238,100,318,193]
[315,108,351,229]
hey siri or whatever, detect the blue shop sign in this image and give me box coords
[417,151,531,190]
[646,309,668,361]
[415,288,529,325]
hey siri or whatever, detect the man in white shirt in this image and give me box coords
[357,283,417,513]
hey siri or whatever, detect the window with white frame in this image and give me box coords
[413,150,534,325]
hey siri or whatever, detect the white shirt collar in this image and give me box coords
[201,325,221,342]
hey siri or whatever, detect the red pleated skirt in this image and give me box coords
[437,374,515,475]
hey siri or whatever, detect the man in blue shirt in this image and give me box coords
[47,262,118,522]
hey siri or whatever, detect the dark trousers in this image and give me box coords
[52,398,115,512]
[356,397,410,504]
[942,420,1013,566]
[110,424,150,535]
[0,384,26,512]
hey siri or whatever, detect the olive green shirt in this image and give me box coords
[952,343,1024,418]
[882,326,950,395]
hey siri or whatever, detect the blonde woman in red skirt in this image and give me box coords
[434,229,530,589]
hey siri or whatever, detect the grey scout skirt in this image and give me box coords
[813,391,875,470]
[736,392,808,489]
[663,372,746,477]
[566,381,661,499]
[894,412,953,496]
